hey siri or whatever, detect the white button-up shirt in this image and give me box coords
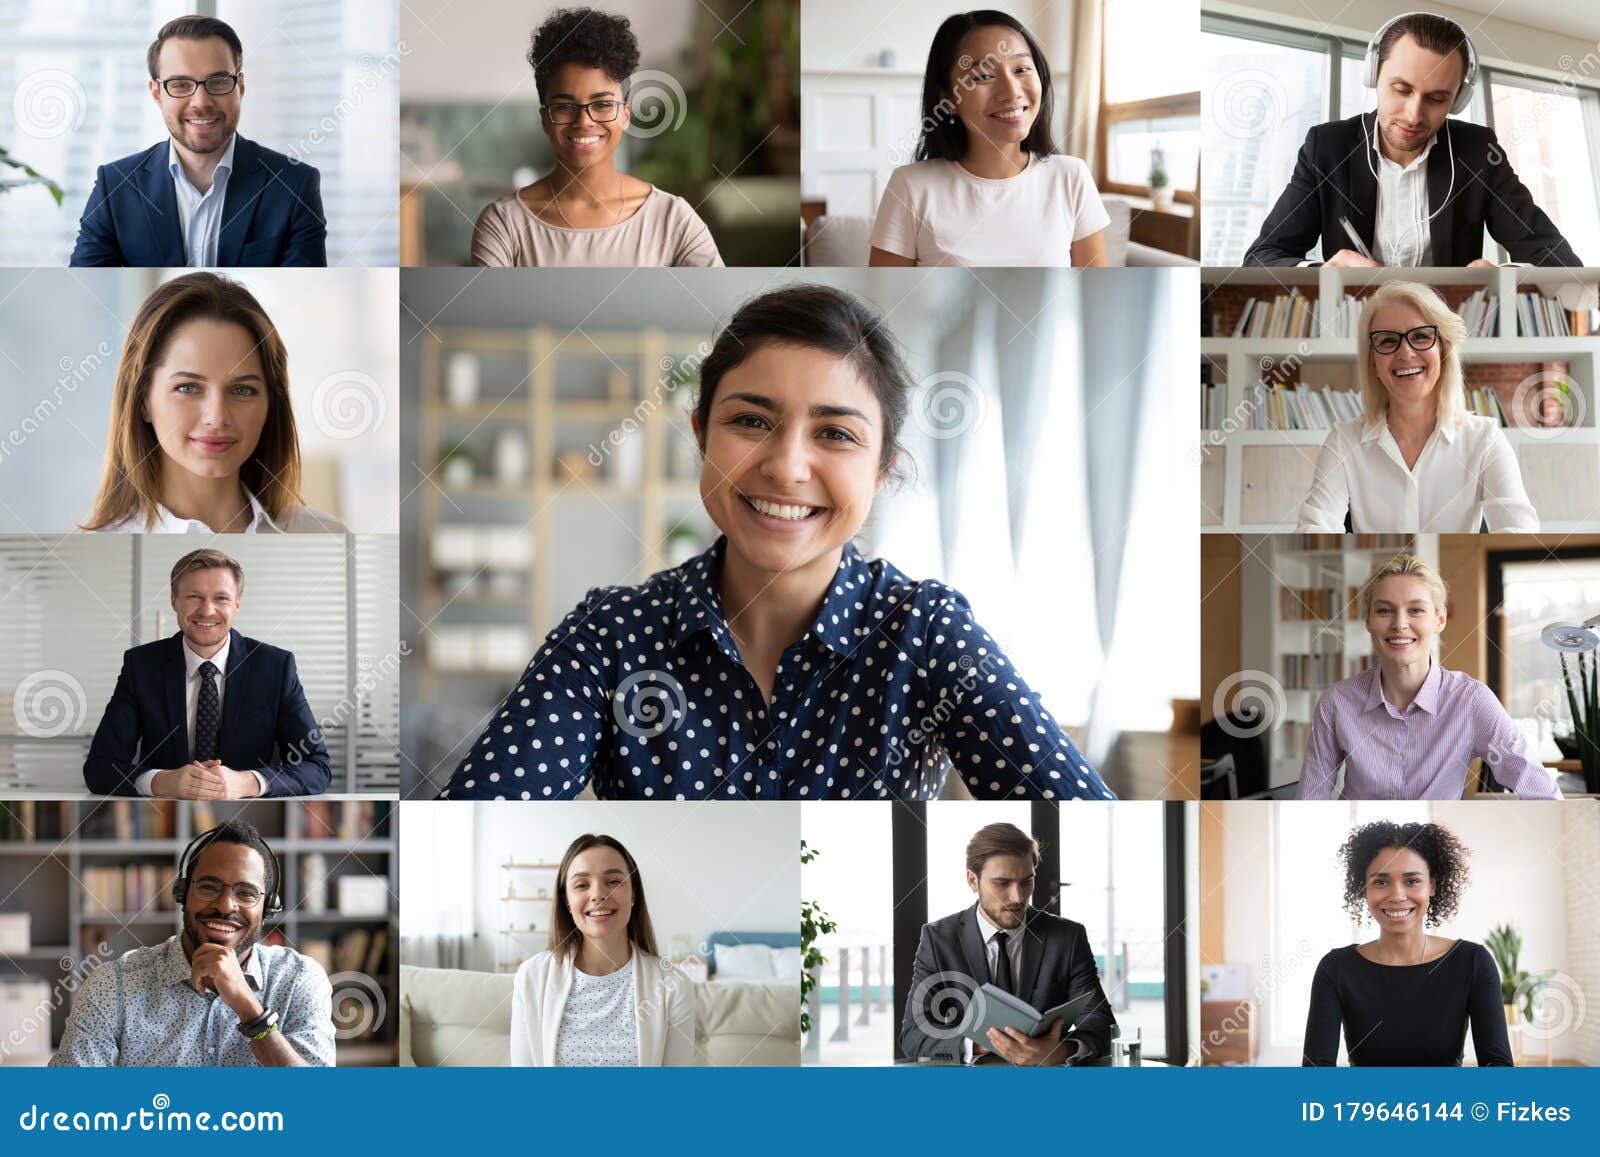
[1371,130,1437,268]
[133,636,269,797]
[1298,414,1539,532]
[100,487,347,534]
[168,133,236,268]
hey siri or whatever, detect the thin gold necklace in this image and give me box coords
[551,169,627,230]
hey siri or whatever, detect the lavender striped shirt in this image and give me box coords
[1300,662,1563,800]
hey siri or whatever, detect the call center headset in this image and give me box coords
[173,824,285,917]
[1358,13,1479,248]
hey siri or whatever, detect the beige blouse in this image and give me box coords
[471,186,723,267]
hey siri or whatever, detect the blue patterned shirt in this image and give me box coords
[49,935,334,1067]
[441,537,1115,801]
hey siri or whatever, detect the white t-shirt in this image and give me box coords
[870,153,1110,266]
[553,965,639,1066]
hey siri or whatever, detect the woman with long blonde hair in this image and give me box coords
[1297,280,1536,532]
[81,272,343,533]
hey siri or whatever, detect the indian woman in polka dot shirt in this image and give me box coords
[440,284,1115,802]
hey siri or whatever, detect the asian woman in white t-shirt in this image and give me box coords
[869,12,1109,268]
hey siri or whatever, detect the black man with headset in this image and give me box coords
[51,819,334,1066]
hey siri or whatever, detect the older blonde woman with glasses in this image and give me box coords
[1297,281,1536,533]
[1299,554,1561,800]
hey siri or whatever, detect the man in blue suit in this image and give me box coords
[69,15,327,268]
[83,548,331,798]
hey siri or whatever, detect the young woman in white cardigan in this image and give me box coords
[510,834,697,1066]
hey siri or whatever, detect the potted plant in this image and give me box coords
[1484,924,1551,1030]
[1149,144,1172,210]
[799,840,838,1037]
[0,147,64,204]
[1559,649,1599,792]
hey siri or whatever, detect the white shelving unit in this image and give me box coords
[496,859,560,973]
[1202,267,1600,532]
[1237,534,1435,791]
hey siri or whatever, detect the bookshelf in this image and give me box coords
[1236,533,1435,791]
[496,858,560,973]
[0,799,397,1066]
[413,325,721,708]
[1201,267,1600,532]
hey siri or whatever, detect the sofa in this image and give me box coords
[801,194,1197,267]
[399,964,800,1067]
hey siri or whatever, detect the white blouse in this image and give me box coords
[1297,414,1539,533]
[554,965,639,1067]
[97,486,347,533]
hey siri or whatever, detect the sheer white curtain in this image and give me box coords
[399,803,476,970]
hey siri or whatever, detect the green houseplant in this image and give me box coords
[0,147,64,204]
[799,839,837,1037]
[1559,651,1599,792]
[1484,923,1551,1027]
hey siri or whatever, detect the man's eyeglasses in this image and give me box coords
[543,99,623,125]
[1368,325,1439,355]
[158,73,242,98]
[191,878,265,907]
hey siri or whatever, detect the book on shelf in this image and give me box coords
[1465,386,1508,425]
[1245,382,1361,430]
[1282,653,1370,691]
[1457,289,1498,337]
[1202,381,1227,430]
[76,801,177,842]
[1514,290,1594,337]
[0,801,73,842]
[1292,534,1413,551]
[304,800,390,841]
[1278,588,1351,621]
[81,864,177,916]
[1232,291,1317,339]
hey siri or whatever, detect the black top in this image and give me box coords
[1302,940,1513,1066]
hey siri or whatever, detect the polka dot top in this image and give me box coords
[440,536,1116,801]
[554,965,640,1067]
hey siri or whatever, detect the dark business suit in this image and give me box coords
[899,903,1117,1064]
[69,134,327,267]
[1243,112,1581,267]
[83,629,330,796]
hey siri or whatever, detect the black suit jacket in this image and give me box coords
[1243,112,1581,267]
[83,629,330,796]
[899,904,1117,1064]
[69,135,327,267]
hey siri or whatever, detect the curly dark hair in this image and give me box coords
[527,8,640,103]
[1338,820,1469,927]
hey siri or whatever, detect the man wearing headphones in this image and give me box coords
[1243,12,1582,267]
[50,820,335,1066]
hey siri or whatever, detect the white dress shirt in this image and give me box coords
[1371,131,1436,268]
[169,133,236,268]
[100,486,347,534]
[1297,414,1539,532]
[134,636,269,797]
[963,904,1079,1064]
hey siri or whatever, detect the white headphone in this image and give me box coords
[1363,11,1478,116]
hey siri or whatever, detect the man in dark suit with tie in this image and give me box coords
[1242,13,1581,268]
[899,823,1116,1065]
[83,548,330,798]
[69,15,327,268]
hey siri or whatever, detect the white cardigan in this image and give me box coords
[509,949,697,1067]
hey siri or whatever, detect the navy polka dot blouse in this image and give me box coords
[439,537,1116,801]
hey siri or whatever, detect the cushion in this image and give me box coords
[713,943,776,979]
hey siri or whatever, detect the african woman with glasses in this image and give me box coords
[1297,280,1536,532]
[470,8,723,267]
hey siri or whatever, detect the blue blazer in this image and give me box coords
[83,629,331,797]
[69,135,327,267]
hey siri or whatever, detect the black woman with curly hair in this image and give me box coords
[1302,820,1512,1066]
[470,7,723,267]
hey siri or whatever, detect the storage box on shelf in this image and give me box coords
[1201,268,1600,532]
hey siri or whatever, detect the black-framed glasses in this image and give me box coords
[159,73,242,98]
[192,878,265,907]
[1368,325,1439,355]
[543,99,622,125]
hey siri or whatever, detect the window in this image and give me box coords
[1488,76,1600,266]
[1489,551,1600,758]
[1101,0,1199,199]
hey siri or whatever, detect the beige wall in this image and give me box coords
[1201,534,1243,724]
